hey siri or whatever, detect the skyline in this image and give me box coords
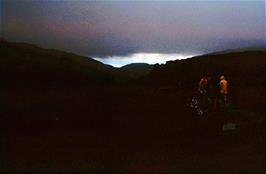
[1,0,265,66]
[93,53,196,67]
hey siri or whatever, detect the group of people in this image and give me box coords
[197,74,228,112]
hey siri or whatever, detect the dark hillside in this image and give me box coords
[116,63,153,81]
[0,41,154,87]
[137,51,266,110]
[141,51,266,87]
[0,41,117,87]
[1,41,266,173]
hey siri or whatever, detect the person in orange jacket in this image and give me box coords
[219,75,228,104]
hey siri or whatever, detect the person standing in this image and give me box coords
[198,74,208,112]
[219,75,228,104]
[198,75,208,94]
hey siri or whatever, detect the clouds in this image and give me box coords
[2,1,265,57]
[94,53,196,67]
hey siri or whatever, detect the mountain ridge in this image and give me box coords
[0,40,155,86]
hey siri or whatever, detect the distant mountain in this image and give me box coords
[2,40,265,89]
[0,41,120,87]
[0,41,154,87]
[206,46,266,56]
[116,63,153,82]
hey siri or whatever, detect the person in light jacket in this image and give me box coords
[219,75,228,104]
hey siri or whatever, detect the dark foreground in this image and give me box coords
[1,41,266,173]
[1,83,266,173]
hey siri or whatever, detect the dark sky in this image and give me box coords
[1,0,265,58]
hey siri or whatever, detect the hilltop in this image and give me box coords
[0,40,154,88]
[0,41,116,87]
[117,63,153,81]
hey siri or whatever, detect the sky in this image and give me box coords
[1,0,265,66]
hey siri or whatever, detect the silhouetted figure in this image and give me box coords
[198,74,209,113]
[219,75,228,105]
[198,75,208,94]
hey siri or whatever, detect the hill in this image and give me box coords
[0,40,154,87]
[137,50,266,111]
[0,41,117,87]
[116,63,153,81]
[1,41,266,173]
[140,51,266,86]
[206,46,266,55]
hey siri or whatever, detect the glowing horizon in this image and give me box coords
[93,53,196,67]
[2,1,264,57]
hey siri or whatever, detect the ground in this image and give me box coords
[1,84,266,173]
